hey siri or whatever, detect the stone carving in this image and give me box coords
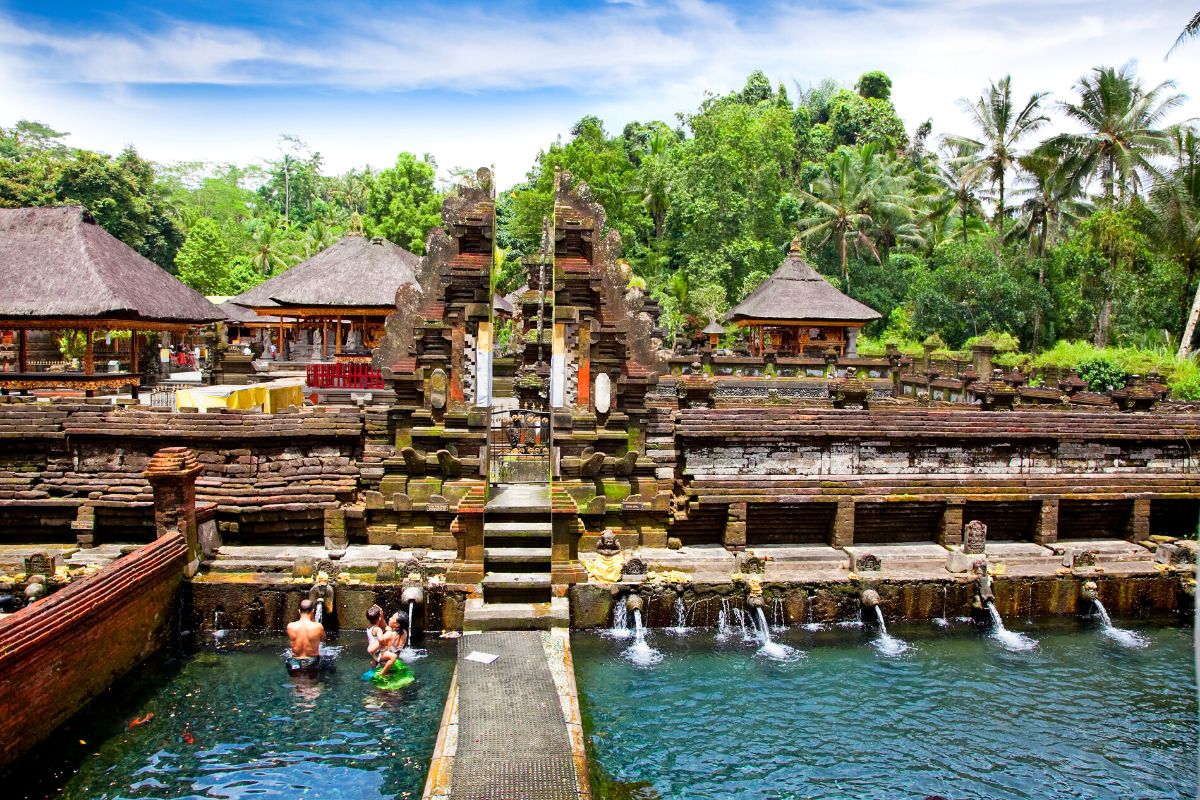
[436,449,462,478]
[855,553,881,572]
[963,519,987,555]
[666,536,683,550]
[429,368,449,410]
[595,530,622,556]
[580,448,606,477]
[400,446,427,475]
[740,554,767,574]
[612,451,638,477]
[622,556,647,576]
[403,556,428,582]
[23,552,58,577]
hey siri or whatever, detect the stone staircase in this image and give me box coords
[463,484,570,631]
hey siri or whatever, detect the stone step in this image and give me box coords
[485,547,552,564]
[462,597,570,631]
[482,572,551,589]
[484,521,552,534]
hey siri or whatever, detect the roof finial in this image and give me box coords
[789,234,804,255]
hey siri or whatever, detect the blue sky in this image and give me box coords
[2,0,1197,188]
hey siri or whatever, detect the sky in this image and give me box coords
[1,0,1198,189]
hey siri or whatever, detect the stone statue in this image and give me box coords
[963,519,987,555]
[596,529,622,556]
[585,529,624,583]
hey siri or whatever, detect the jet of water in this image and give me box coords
[624,609,663,666]
[1092,599,1149,648]
[986,601,1037,652]
[752,606,800,661]
[870,605,909,657]
[606,599,632,640]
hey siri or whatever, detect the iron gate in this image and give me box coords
[488,408,552,484]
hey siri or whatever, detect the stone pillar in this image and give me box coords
[971,340,995,378]
[449,323,465,404]
[144,446,203,576]
[1129,497,1151,542]
[71,504,96,548]
[324,507,347,558]
[832,498,854,548]
[846,327,859,358]
[723,502,747,551]
[446,486,485,584]
[941,500,965,548]
[1035,497,1059,546]
[577,326,591,409]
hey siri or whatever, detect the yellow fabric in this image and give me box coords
[585,553,624,583]
[175,383,302,414]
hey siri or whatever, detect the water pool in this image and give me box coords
[574,617,1196,800]
[5,633,455,800]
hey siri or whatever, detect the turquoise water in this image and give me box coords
[575,617,1197,800]
[5,633,454,800]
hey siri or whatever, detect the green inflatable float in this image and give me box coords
[365,662,415,690]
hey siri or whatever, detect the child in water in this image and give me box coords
[365,605,396,676]
[375,611,409,677]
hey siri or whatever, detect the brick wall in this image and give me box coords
[0,531,187,768]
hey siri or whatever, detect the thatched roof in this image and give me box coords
[702,320,726,335]
[493,293,515,315]
[230,234,420,310]
[216,302,284,325]
[0,206,222,324]
[726,250,881,324]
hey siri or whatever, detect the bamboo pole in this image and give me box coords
[84,329,94,375]
[18,329,27,372]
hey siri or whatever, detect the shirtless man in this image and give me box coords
[286,599,326,674]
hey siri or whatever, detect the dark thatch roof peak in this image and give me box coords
[230,233,420,309]
[0,205,222,324]
[725,249,881,324]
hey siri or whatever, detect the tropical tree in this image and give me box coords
[1152,126,1200,356]
[944,75,1049,239]
[1010,143,1090,258]
[1054,64,1185,201]
[249,216,291,275]
[364,152,442,254]
[930,141,988,244]
[1168,11,1200,57]
[795,143,919,284]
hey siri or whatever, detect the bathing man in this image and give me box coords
[286,599,326,674]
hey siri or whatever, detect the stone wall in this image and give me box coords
[0,531,187,768]
[0,400,368,543]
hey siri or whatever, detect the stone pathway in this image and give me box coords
[427,630,588,800]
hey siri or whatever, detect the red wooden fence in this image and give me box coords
[306,362,384,389]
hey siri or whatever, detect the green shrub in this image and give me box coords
[1077,357,1127,392]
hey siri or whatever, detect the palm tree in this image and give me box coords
[796,143,919,285]
[944,75,1049,240]
[635,128,674,240]
[250,217,290,275]
[1151,126,1200,357]
[1168,10,1200,57]
[1010,144,1090,258]
[1054,64,1185,202]
[930,142,989,244]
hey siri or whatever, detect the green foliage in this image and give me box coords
[1077,356,1127,392]
[364,152,442,254]
[855,71,893,101]
[826,90,908,151]
[175,218,233,295]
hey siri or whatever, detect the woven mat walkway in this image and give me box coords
[448,631,582,800]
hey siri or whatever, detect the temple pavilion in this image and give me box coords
[0,206,222,395]
[227,234,420,362]
[725,243,881,357]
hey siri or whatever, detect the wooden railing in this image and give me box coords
[306,361,384,389]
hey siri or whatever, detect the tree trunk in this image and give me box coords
[840,235,848,285]
[1178,271,1200,359]
[1093,298,1112,348]
[997,172,1005,241]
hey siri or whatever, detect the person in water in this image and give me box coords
[375,611,409,677]
[286,599,326,674]
[365,604,395,674]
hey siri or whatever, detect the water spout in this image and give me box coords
[313,598,324,625]
[716,598,732,641]
[803,593,823,632]
[985,601,1037,652]
[666,593,691,635]
[934,585,949,628]
[407,599,415,643]
[751,606,799,661]
[623,608,663,666]
[1091,597,1149,648]
[606,595,632,639]
[870,605,909,657]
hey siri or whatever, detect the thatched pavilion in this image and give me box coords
[0,206,222,395]
[227,234,420,362]
[725,244,881,357]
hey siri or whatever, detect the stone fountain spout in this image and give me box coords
[971,560,994,608]
[860,589,881,608]
[1080,580,1099,603]
[625,593,644,614]
[308,572,335,625]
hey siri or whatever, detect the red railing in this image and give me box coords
[306,362,384,389]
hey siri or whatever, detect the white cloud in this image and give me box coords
[0,0,1197,184]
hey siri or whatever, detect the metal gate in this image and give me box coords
[487,408,552,484]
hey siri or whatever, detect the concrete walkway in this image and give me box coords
[425,630,590,800]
